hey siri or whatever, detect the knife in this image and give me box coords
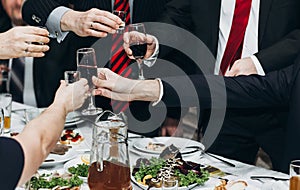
[44,159,55,162]
[250,176,289,181]
[184,146,236,167]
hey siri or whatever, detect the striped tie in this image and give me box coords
[110,0,132,112]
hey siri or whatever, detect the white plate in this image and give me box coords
[41,147,78,167]
[132,137,205,155]
[66,111,81,123]
[41,129,85,167]
[65,119,84,127]
[64,156,88,182]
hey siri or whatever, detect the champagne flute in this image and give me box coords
[128,23,148,80]
[76,48,102,115]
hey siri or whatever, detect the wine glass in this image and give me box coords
[128,23,148,80]
[76,48,102,115]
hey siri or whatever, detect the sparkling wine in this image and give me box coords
[130,43,147,59]
[77,65,97,90]
[88,161,131,190]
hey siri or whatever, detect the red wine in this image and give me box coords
[130,43,147,59]
[88,161,132,190]
[77,65,97,89]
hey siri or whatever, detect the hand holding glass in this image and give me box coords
[76,48,102,115]
[113,10,127,33]
[127,23,148,80]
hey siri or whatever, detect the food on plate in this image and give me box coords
[159,144,180,160]
[214,179,248,190]
[28,172,83,190]
[50,144,71,155]
[146,142,166,152]
[60,129,84,145]
[80,154,90,165]
[68,163,89,177]
[132,156,209,188]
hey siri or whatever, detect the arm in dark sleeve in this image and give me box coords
[161,62,297,109]
[0,137,24,189]
[22,0,70,26]
[255,0,300,73]
[257,30,300,72]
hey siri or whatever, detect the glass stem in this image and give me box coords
[138,61,145,80]
[88,95,96,109]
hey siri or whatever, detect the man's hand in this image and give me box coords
[92,68,160,102]
[61,8,123,38]
[0,26,50,59]
[225,57,258,76]
[123,32,156,60]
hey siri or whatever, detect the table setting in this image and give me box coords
[2,102,292,190]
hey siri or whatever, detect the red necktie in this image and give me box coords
[110,0,131,112]
[219,0,252,75]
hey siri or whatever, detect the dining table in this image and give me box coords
[8,102,290,190]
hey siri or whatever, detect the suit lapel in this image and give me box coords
[209,0,222,56]
[258,0,273,45]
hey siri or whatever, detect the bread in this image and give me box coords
[214,180,247,190]
[226,181,248,190]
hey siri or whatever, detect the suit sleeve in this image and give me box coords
[161,61,298,109]
[256,30,300,72]
[22,0,70,26]
[255,0,300,72]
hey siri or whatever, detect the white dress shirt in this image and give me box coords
[215,0,265,75]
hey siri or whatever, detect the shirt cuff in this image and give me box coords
[152,78,164,106]
[250,55,265,76]
[46,6,71,43]
[143,36,159,67]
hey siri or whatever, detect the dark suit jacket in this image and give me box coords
[22,0,169,26]
[159,0,300,73]
[160,54,300,172]
[22,0,171,107]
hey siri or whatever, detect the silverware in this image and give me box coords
[205,152,236,167]
[250,176,289,181]
[44,159,55,162]
[185,146,236,167]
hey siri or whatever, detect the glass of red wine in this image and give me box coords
[128,23,148,80]
[76,48,102,115]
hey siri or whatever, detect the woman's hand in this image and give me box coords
[0,26,50,59]
[54,78,89,113]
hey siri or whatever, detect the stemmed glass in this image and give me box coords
[76,48,102,115]
[128,23,148,80]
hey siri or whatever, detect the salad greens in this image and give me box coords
[68,163,89,177]
[133,157,209,187]
[134,157,166,182]
[29,173,83,189]
[175,169,209,186]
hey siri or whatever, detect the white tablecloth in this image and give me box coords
[10,102,289,190]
